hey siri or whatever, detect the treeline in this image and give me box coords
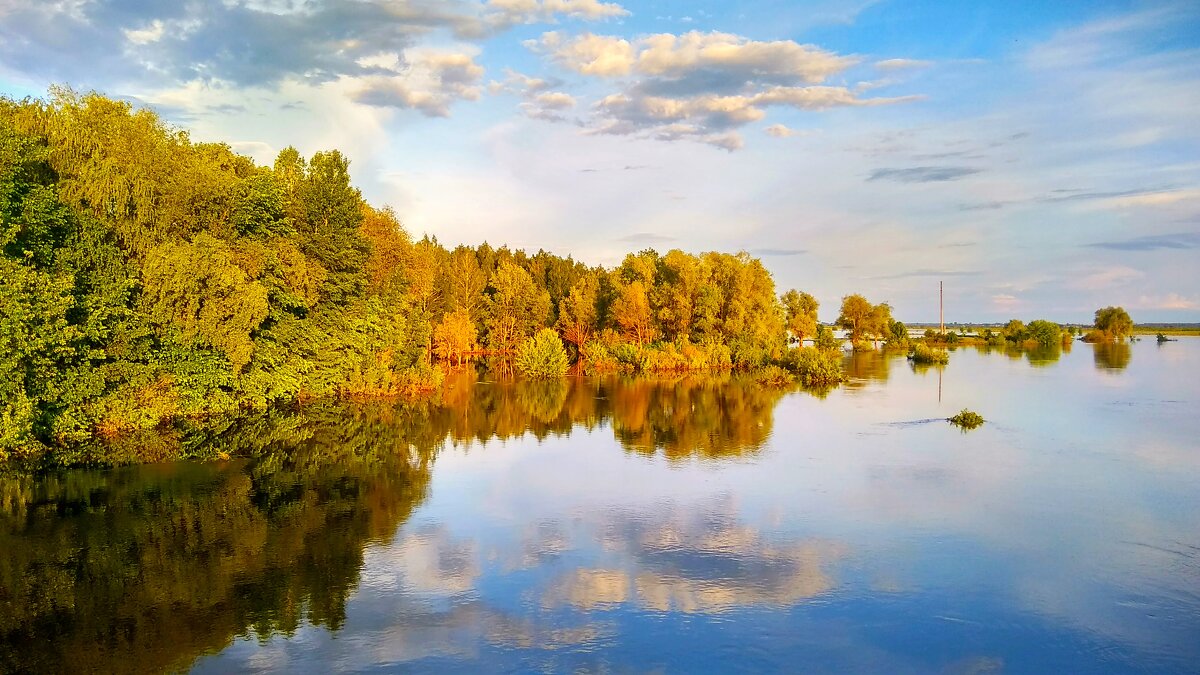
[1,89,834,461]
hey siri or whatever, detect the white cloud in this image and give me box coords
[874,58,931,71]
[349,49,484,117]
[1098,188,1200,209]
[991,293,1021,310]
[1068,266,1143,291]
[528,30,917,149]
[535,30,856,81]
[765,124,796,138]
[1135,293,1199,310]
[535,31,636,76]
[123,20,166,46]
[533,91,576,109]
[485,0,628,23]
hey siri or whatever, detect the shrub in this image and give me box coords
[781,346,844,386]
[1026,319,1061,347]
[814,325,842,352]
[909,343,950,365]
[752,365,794,386]
[579,341,620,374]
[948,409,984,430]
[515,329,569,378]
[612,342,646,371]
[944,330,960,345]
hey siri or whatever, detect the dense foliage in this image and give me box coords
[0,90,818,461]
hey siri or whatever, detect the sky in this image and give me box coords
[1,0,1198,323]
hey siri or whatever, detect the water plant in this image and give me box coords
[948,409,985,430]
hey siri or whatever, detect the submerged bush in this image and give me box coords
[909,343,950,365]
[948,409,985,430]
[752,365,794,386]
[515,329,569,378]
[781,346,844,386]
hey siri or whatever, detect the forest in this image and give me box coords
[0,89,841,462]
[0,89,1139,464]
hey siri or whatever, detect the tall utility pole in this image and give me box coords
[939,281,944,335]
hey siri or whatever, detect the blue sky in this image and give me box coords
[2,0,1198,322]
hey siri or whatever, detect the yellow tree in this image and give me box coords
[611,279,657,344]
[433,308,477,367]
[359,205,411,298]
[781,289,819,344]
[836,294,873,344]
[868,302,894,347]
[557,275,599,350]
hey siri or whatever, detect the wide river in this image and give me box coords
[2,339,1198,673]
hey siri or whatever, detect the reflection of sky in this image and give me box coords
[196,339,1200,673]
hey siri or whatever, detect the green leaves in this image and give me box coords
[141,233,269,372]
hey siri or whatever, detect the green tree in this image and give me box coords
[515,328,570,378]
[141,233,269,372]
[1094,306,1133,340]
[1026,320,1062,347]
[485,261,550,351]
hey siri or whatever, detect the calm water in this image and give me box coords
[3,340,1198,674]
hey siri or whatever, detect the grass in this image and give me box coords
[948,409,985,430]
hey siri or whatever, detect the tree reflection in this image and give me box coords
[843,349,893,385]
[0,373,791,671]
[0,408,434,674]
[606,375,788,460]
[1093,342,1132,371]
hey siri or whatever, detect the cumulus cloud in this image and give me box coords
[350,49,484,116]
[528,30,918,149]
[490,69,576,122]
[0,0,627,115]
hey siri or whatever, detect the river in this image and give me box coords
[2,339,1197,673]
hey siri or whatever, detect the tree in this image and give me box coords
[141,233,269,372]
[515,328,569,378]
[432,308,476,367]
[1094,306,1133,340]
[1003,319,1028,342]
[836,294,873,343]
[1026,320,1062,347]
[485,261,550,351]
[557,275,599,350]
[359,205,412,298]
[781,289,819,343]
[610,279,656,344]
[867,302,893,347]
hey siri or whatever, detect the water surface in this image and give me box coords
[3,340,1198,673]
